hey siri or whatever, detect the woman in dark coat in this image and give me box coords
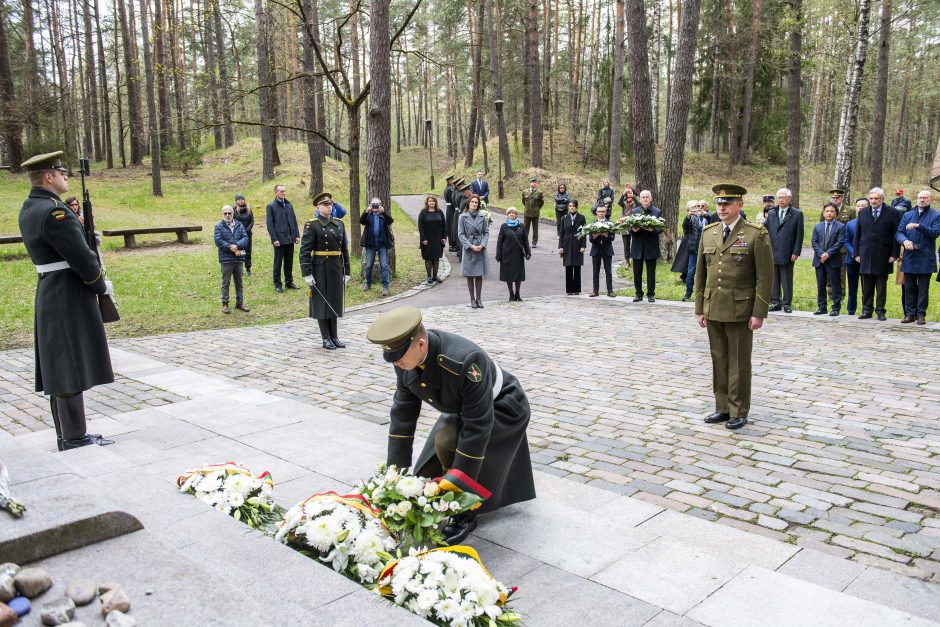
[593,178,615,215]
[554,183,571,234]
[495,207,531,301]
[417,194,447,284]
[232,193,254,275]
[558,199,587,295]
[299,195,351,350]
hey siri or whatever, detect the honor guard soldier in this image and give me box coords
[367,306,536,544]
[300,192,351,350]
[694,184,773,430]
[18,151,115,450]
[443,175,458,252]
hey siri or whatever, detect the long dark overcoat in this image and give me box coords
[558,212,586,266]
[495,222,530,282]
[629,205,663,259]
[19,187,113,395]
[854,205,901,275]
[299,216,350,319]
[418,208,447,261]
[386,330,536,514]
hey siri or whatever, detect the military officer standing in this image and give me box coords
[443,175,458,252]
[694,184,773,430]
[18,151,115,451]
[522,178,545,247]
[300,192,351,350]
[367,306,536,544]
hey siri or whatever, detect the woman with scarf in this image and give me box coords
[554,183,571,235]
[458,195,489,308]
[495,207,531,301]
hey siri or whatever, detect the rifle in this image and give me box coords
[79,157,120,323]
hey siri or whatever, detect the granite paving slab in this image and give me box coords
[842,567,940,623]
[775,546,867,591]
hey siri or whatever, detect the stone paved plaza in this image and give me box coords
[3,295,939,584]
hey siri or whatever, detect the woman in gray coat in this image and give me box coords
[458,195,489,308]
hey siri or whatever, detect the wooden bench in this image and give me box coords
[101,226,203,249]
[0,235,23,245]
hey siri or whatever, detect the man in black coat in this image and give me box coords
[367,306,536,545]
[854,187,901,320]
[629,190,663,302]
[18,151,114,451]
[300,193,351,349]
[764,188,804,313]
[266,184,300,292]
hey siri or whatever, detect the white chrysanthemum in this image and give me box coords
[423,481,440,497]
[420,558,444,577]
[434,597,460,622]
[224,473,251,495]
[352,530,385,564]
[415,588,439,616]
[214,502,233,515]
[304,514,344,552]
[197,474,222,493]
[228,491,245,508]
[385,467,401,484]
[441,567,463,596]
[405,574,425,594]
[397,476,425,499]
[395,501,413,516]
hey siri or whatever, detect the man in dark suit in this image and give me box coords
[629,190,663,302]
[764,187,804,313]
[470,170,490,204]
[854,187,901,320]
[266,184,300,292]
[896,190,939,325]
[588,205,616,297]
[811,204,846,315]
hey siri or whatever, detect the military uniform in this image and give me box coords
[522,180,544,246]
[443,175,457,251]
[299,192,351,349]
[367,307,536,521]
[694,185,773,429]
[18,151,114,450]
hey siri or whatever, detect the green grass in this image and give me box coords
[614,258,938,321]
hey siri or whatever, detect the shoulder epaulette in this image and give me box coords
[437,354,463,377]
[702,221,720,230]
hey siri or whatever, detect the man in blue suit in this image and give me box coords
[843,198,867,315]
[470,170,490,204]
[896,190,939,325]
[266,184,301,292]
[812,204,846,316]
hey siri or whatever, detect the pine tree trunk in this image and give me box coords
[94,0,113,167]
[659,0,701,256]
[464,0,483,167]
[166,0,187,151]
[0,2,23,169]
[50,0,75,168]
[367,0,391,243]
[117,0,144,164]
[528,0,543,166]
[203,0,222,148]
[264,1,280,165]
[487,0,512,178]
[153,0,171,150]
[21,0,39,147]
[522,21,530,152]
[626,0,657,196]
[301,0,323,197]
[832,0,872,200]
[608,0,624,184]
[255,0,274,180]
[113,2,127,167]
[737,0,760,164]
[211,0,234,146]
[785,0,802,206]
[868,0,890,188]
[82,0,102,161]
[140,0,162,194]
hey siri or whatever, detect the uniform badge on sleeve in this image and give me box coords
[52,209,67,221]
[467,363,483,383]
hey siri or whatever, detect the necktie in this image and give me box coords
[825,223,830,246]
[780,209,787,222]
[874,208,880,219]
[723,226,731,242]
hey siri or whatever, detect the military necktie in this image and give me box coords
[723,226,731,242]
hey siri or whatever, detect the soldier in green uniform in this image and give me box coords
[694,184,773,430]
[18,151,115,451]
[822,188,857,298]
[367,306,536,544]
[522,177,544,247]
[299,192,351,350]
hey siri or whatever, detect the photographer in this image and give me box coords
[214,205,250,314]
[359,197,394,296]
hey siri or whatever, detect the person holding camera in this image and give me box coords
[359,197,395,296]
[214,205,250,314]
[680,200,708,301]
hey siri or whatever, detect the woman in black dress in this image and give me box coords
[417,194,447,284]
[495,207,531,301]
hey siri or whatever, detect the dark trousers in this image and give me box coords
[272,243,295,288]
[706,320,753,418]
[446,206,458,249]
[815,263,842,310]
[860,273,889,315]
[632,258,656,297]
[771,262,795,307]
[903,273,932,316]
[317,317,339,340]
[565,265,581,294]
[845,262,860,314]
[524,216,539,245]
[555,209,566,235]
[592,255,613,293]
[244,232,253,270]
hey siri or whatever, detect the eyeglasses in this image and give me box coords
[222,212,233,216]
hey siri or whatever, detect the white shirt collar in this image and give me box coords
[722,216,741,233]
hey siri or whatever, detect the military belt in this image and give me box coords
[313,251,341,256]
[35,261,70,274]
[492,363,504,400]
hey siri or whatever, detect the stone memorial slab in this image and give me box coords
[687,566,937,627]
[775,547,866,591]
[301,589,431,626]
[135,368,236,398]
[464,537,543,584]
[842,566,940,623]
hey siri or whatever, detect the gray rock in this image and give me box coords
[0,564,19,603]
[40,596,76,625]
[99,586,130,615]
[98,582,119,595]
[64,579,96,606]
[14,567,53,598]
[105,610,137,627]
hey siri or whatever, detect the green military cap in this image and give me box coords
[366,306,423,362]
[313,192,334,206]
[712,183,747,204]
[458,182,471,192]
[529,177,538,183]
[21,151,67,172]
[829,188,846,197]
[445,174,456,183]
[454,177,466,187]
